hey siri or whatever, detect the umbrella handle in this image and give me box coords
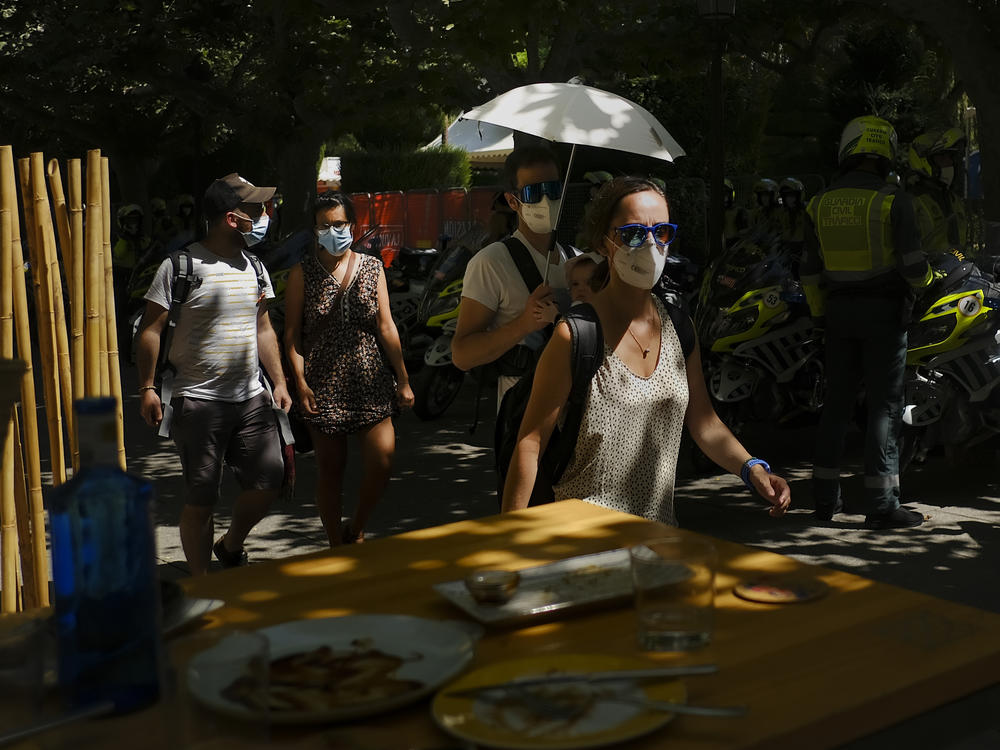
[543,143,577,285]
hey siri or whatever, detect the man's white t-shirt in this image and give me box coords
[461,230,572,406]
[144,243,275,402]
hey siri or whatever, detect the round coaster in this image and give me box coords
[733,574,829,604]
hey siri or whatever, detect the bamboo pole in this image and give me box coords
[12,410,38,610]
[18,157,65,486]
[95,160,109,398]
[46,160,73,297]
[101,157,125,469]
[85,150,103,396]
[33,153,75,476]
[2,147,48,606]
[1,192,17,612]
[47,160,77,470]
[68,159,85,404]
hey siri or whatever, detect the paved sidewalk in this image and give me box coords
[121,364,1000,615]
[123,369,1000,750]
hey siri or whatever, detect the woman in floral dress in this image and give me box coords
[284,192,414,545]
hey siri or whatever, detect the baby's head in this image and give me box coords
[567,256,599,303]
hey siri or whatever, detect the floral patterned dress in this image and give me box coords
[300,251,397,435]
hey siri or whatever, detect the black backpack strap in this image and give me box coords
[661,299,695,359]
[247,252,267,296]
[546,303,603,482]
[158,248,197,373]
[503,237,544,292]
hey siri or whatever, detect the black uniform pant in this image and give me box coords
[813,295,907,517]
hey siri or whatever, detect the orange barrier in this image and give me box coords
[441,188,473,239]
[404,189,442,249]
[350,192,373,236]
[470,186,500,228]
[372,191,404,267]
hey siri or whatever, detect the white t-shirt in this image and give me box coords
[144,243,275,402]
[461,230,572,406]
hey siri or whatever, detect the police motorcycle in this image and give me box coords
[899,250,1000,471]
[694,227,824,438]
[409,226,487,420]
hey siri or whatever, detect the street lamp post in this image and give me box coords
[698,0,736,263]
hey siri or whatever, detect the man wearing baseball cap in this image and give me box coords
[135,173,292,574]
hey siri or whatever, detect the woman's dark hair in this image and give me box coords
[580,176,669,254]
[313,191,357,225]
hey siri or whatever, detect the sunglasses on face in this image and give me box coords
[615,222,678,248]
[515,180,564,204]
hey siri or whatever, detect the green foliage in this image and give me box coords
[340,146,471,192]
[662,178,709,267]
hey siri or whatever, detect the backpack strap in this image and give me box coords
[546,302,603,483]
[156,247,199,438]
[158,247,198,374]
[503,237,544,292]
[247,252,268,296]
[660,299,695,359]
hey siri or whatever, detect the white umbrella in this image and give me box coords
[459,82,684,279]
[424,119,514,166]
[460,82,684,163]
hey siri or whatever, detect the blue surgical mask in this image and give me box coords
[318,226,352,256]
[241,213,270,247]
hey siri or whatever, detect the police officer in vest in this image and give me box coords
[906,127,969,256]
[801,115,933,529]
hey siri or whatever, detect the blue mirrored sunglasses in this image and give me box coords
[615,222,678,248]
[516,180,564,204]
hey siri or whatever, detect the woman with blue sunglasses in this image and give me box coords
[502,176,791,525]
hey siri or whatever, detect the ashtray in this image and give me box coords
[464,569,520,604]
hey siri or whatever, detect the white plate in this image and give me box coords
[433,653,685,749]
[187,615,483,724]
[434,549,688,627]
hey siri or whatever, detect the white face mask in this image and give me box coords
[518,196,561,235]
[318,226,352,256]
[938,166,955,187]
[611,237,666,290]
[241,213,270,247]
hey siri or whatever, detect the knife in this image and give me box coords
[443,663,718,698]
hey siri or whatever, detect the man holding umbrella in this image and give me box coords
[453,145,575,408]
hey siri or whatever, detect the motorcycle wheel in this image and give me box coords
[898,428,923,475]
[412,364,465,421]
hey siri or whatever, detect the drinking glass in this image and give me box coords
[630,536,717,651]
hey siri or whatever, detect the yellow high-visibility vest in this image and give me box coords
[806,185,896,282]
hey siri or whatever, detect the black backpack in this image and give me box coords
[494,296,696,507]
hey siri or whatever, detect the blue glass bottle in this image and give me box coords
[49,397,162,713]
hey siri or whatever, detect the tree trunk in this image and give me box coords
[273,130,325,240]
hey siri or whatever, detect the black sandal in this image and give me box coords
[213,537,249,568]
[341,521,362,545]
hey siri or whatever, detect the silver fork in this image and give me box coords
[599,695,748,718]
[524,689,747,719]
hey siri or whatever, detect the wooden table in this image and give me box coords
[28,500,1000,749]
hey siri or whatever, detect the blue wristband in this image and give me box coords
[741,458,770,489]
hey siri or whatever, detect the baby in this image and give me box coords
[534,254,602,325]
[567,255,599,304]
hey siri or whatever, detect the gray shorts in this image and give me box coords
[171,392,284,507]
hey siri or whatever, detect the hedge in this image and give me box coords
[339,146,472,193]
